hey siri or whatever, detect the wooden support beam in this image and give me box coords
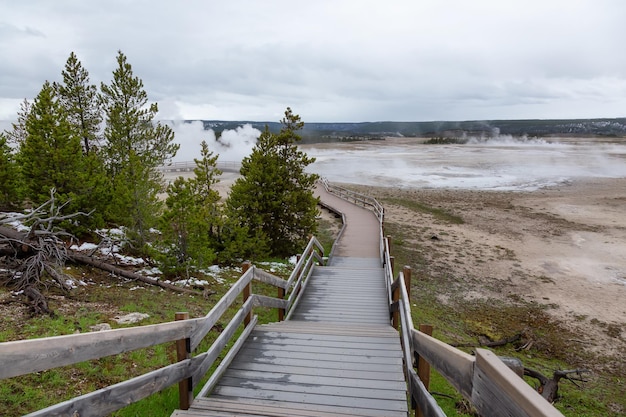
[416,324,433,417]
[242,261,252,327]
[175,312,192,410]
[277,287,285,321]
[403,265,412,302]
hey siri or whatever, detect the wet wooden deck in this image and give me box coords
[172,185,407,417]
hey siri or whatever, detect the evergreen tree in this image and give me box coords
[55,52,109,228]
[0,133,20,209]
[3,99,31,146]
[225,108,319,258]
[18,81,85,209]
[100,51,179,251]
[54,52,102,154]
[157,141,221,275]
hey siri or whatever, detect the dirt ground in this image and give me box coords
[352,178,626,357]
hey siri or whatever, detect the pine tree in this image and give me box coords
[3,99,31,146]
[225,108,319,258]
[100,51,179,251]
[55,52,109,228]
[0,133,20,209]
[18,81,85,208]
[54,52,102,154]
[157,141,221,275]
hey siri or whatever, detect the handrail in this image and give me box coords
[0,236,324,416]
[324,179,566,417]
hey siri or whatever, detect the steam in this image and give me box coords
[306,138,626,191]
[166,121,261,162]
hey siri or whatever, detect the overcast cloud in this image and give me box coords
[1,0,625,122]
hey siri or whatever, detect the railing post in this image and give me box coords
[277,287,285,321]
[416,324,433,417]
[392,281,400,330]
[175,312,192,410]
[403,265,412,301]
[242,261,252,327]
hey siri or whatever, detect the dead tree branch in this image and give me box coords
[524,367,591,403]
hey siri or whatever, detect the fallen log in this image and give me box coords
[68,253,199,295]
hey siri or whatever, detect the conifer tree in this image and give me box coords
[100,51,179,251]
[18,81,85,209]
[54,52,102,154]
[3,99,31,146]
[225,108,319,258]
[55,52,109,228]
[0,133,20,209]
[157,141,221,275]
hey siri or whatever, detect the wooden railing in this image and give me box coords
[0,237,324,417]
[159,160,242,173]
[325,180,566,417]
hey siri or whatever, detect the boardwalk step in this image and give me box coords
[180,396,407,417]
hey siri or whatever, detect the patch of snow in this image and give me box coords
[138,267,162,276]
[129,286,144,291]
[71,242,99,251]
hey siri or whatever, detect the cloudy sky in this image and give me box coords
[1,0,625,123]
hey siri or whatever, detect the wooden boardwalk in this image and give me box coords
[172,185,407,417]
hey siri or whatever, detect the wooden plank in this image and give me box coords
[248,335,400,350]
[412,328,475,400]
[0,318,204,379]
[191,298,254,388]
[27,355,203,417]
[253,268,289,289]
[211,385,407,412]
[191,396,406,417]
[190,267,253,350]
[226,361,406,382]
[408,369,447,417]
[238,346,403,366]
[243,340,403,358]
[471,349,565,417]
[289,314,389,325]
[231,352,399,373]
[217,375,407,401]
[196,316,258,398]
[222,368,407,391]
[255,323,399,337]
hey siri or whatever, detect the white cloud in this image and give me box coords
[1,0,625,122]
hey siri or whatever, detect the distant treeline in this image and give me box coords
[193,117,626,144]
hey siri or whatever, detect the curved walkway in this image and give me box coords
[173,185,406,417]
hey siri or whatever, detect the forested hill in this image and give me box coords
[198,117,626,143]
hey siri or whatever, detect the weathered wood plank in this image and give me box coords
[196,316,258,398]
[253,268,289,289]
[238,346,403,366]
[247,335,399,350]
[190,267,254,350]
[227,361,405,382]
[0,318,204,379]
[231,352,399,373]
[27,355,203,417]
[211,385,407,412]
[191,298,254,388]
[217,375,407,401]
[191,396,406,417]
[412,328,475,400]
[223,368,407,391]
[243,340,403,358]
[408,369,447,417]
[472,349,565,417]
